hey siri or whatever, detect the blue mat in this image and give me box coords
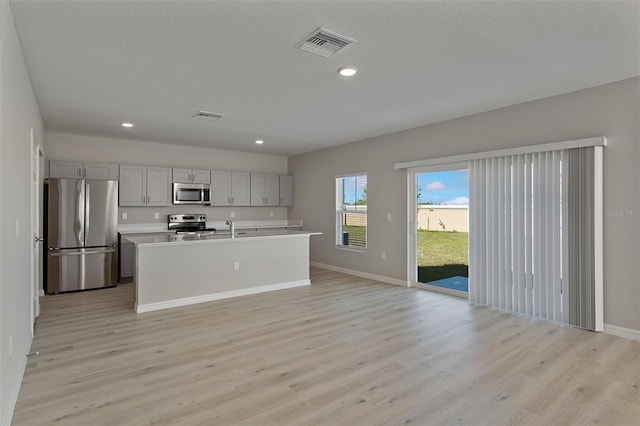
[426,276,468,292]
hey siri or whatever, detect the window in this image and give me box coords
[335,174,367,249]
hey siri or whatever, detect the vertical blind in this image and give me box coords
[469,147,602,330]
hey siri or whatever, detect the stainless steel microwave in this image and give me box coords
[173,182,211,205]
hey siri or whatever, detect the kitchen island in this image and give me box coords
[125,230,320,313]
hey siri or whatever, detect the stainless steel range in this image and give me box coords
[168,214,216,236]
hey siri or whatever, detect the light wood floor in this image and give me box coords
[13,268,640,425]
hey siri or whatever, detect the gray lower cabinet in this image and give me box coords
[121,242,135,279]
[120,232,173,279]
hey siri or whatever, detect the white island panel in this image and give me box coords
[134,233,313,313]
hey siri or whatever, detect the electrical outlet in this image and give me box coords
[122,212,128,220]
[233,261,240,271]
[15,220,20,237]
[269,211,274,217]
[381,251,386,260]
[154,212,160,220]
[230,211,235,218]
[387,213,392,222]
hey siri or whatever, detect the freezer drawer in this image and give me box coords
[46,247,117,293]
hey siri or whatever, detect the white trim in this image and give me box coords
[394,136,607,170]
[311,262,410,287]
[408,162,469,292]
[604,324,640,341]
[407,170,416,288]
[334,171,368,179]
[3,347,29,426]
[593,146,604,331]
[413,282,468,299]
[135,280,310,313]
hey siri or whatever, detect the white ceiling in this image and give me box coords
[10,1,640,156]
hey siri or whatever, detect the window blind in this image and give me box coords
[335,174,367,248]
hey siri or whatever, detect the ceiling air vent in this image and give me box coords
[297,27,356,57]
[193,110,224,120]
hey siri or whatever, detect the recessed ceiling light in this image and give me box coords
[338,66,358,77]
[255,140,264,145]
[121,122,134,128]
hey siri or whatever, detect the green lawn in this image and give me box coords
[417,230,468,283]
[340,227,468,283]
[342,225,366,247]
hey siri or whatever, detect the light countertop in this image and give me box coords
[118,219,303,235]
[125,230,320,246]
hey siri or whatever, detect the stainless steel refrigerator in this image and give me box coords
[46,178,118,293]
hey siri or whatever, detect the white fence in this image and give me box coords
[341,205,468,232]
[418,205,469,232]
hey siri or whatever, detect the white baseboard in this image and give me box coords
[310,262,409,288]
[3,344,29,426]
[136,280,310,313]
[604,323,640,341]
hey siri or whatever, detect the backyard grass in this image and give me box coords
[342,225,367,247]
[418,230,468,283]
[340,227,468,284]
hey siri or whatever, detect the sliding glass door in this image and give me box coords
[410,164,469,297]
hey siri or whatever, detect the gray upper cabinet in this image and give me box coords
[279,175,293,206]
[231,172,251,206]
[251,173,280,206]
[173,168,210,184]
[119,165,171,206]
[211,171,250,206]
[49,160,119,180]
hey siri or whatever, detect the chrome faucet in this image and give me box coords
[225,219,235,238]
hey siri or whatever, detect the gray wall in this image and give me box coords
[0,2,46,423]
[46,132,290,223]
[289,77,640,332]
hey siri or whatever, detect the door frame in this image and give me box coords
[30,128,43,334]
[407,162,468,294]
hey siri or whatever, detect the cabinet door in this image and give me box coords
[264,174,280,206]
[84,163,119,180]
[192,169,211,184]
[121,243,135,278]
[279,175,293,206]
[119,165,147,206]
[250,173,266,206]
[211,171,231,206]
[147,167,172,206]
[231,172,251,206]
[49,160,83,178]
[172,168,192,183]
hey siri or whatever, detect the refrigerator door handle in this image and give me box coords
[85,182,91,241]
[76,180,85,245]
[49,248,116,257]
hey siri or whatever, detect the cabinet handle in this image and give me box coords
[78,169,82,177]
